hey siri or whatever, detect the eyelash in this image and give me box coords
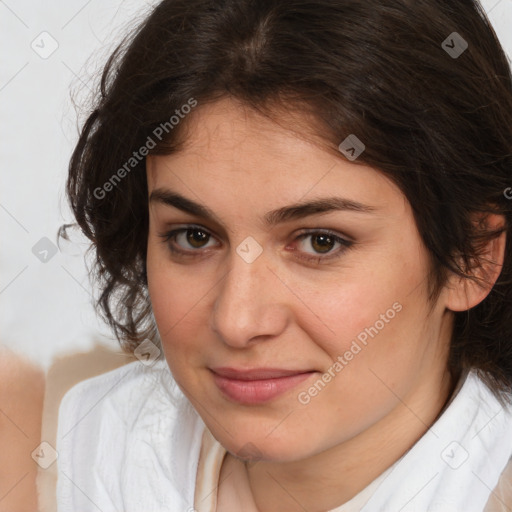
[157,225,354,264]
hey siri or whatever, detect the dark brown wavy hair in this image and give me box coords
[59,0,512,403]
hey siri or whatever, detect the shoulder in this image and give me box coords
[59,359,142,413]
[58,358,181,434]
[56,358,201,511]
[59,357,151,402]
[0,348,44,512]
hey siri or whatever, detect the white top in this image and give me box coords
[56,359,512,512]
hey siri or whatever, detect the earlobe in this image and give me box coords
[445,213,506,312]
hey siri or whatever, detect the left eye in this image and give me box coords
[292,230,353,260]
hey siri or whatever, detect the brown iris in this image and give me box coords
[187,228,209,248]
[310,234,335,254]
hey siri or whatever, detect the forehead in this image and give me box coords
[146,97,407,217]
[166,98,326,164]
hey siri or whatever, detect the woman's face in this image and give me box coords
[146,97,453,462]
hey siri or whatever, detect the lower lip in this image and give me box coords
[211,371,315,405]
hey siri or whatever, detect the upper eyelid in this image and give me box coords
[160,224,351,240]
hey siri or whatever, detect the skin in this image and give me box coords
[0,347,45,512]
[145,97,505,511]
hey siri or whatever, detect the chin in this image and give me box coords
[209,420,314,463]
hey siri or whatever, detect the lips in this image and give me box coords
[212,367,312,380]
[210,367,315,405]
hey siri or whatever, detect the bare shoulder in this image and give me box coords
[0,346,45,512]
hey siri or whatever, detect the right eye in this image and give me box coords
[158,225,220,257]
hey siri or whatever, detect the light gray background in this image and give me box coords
[1,0,511,370]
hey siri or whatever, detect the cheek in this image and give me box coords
[293,292,428,443]
[147,271,206,386]
[148,274,204,342]
[291,266,398,351]
[146,245,205,355]
[303,254,429,374]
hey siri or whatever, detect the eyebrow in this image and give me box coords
[149,188,377,227]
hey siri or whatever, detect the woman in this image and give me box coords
[56,0,512,510]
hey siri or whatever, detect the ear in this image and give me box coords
[445,212,506,312]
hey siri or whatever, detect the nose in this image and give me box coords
[210,246,289,348]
